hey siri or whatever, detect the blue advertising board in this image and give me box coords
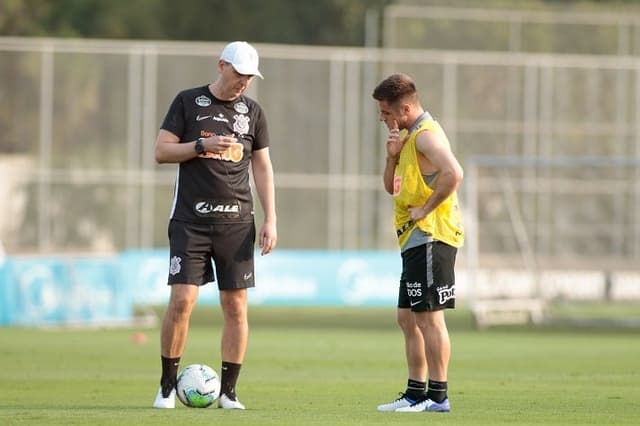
[0,256,130,326]
[0,250,402,326]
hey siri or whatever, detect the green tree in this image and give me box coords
[0,0,392,46]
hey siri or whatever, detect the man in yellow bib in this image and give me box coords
[373,73,464,413]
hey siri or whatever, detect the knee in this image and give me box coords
[221,293,247,321]
[169,294,196,319]
[415,311,446,333]
[396,310,416,333]
[223,303,245,320]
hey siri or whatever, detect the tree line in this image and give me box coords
[0,0,392,46]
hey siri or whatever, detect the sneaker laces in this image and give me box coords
[395,392,421,404]
[395,392,408,402]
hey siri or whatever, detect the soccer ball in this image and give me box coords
[176,364,221,408]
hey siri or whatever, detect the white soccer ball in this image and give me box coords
[176,364,221,408]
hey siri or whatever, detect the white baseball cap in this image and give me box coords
[220,41,263,79]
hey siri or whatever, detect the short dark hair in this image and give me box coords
[372,73,417,105]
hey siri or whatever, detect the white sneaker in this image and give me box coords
[152,386,176,409]
[376,393,416,412]
[395,397,450,413]
[218,393,245,410]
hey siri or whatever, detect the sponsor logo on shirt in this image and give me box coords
[198,130,244,162]
[194,200,241,218]
[213,113,229,123]
[234,102,249,114]
[195,95,211,107]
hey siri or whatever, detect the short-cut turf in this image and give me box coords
[1,306,639,425]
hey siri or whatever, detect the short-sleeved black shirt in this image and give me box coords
[161,85,269,224]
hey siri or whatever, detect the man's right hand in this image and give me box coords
[386,120,406,159]
[202,134,238,154]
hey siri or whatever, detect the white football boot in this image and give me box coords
[218,393,246,410]
[395,397,450,413]
[376,393,416,412]
[152,386,176,409]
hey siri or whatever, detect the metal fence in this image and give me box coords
[381,4,640,275]
[1,35,639,270]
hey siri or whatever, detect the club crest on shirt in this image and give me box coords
[233,114,250,135]
[234,102,249,114]
[393,175,402,196]
[195,95,211,107]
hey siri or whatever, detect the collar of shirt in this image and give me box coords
[408,111,432,134]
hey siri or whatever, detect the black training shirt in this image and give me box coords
[161,85,269,223]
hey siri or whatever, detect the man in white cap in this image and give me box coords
[152,41,277,410]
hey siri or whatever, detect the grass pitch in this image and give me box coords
[0,306,639,425]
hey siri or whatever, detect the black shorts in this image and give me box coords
[398,241,457,312]
[167,219,256,290]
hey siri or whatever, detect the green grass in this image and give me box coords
[1,306,639,425]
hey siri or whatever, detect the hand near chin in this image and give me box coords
[386,120,407,158]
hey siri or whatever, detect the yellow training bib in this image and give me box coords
[393,118,464,249]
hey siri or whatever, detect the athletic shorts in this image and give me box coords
[166,219,256,290]
[398,241,457,312]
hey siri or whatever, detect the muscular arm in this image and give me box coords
[251,147,277,255]
[408,130,463,220]
[154,129,195,164]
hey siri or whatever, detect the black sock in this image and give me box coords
[405,379,426,400]
[220,361,242,400]
[160,356,180,397]
[426,379,448,403]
